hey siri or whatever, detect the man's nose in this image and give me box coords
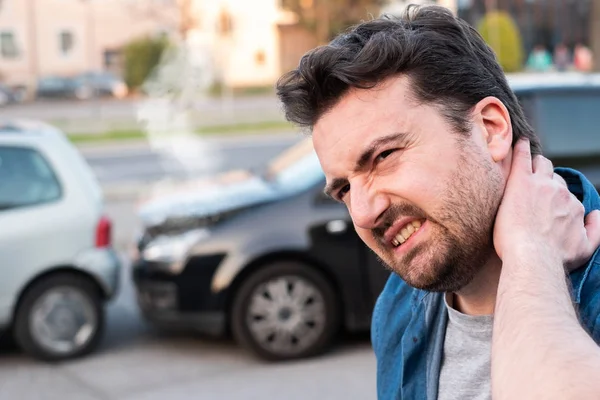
[349,181,389,230]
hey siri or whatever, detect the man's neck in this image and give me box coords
[451,254,502,316]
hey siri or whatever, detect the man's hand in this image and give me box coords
[491,138,600,400]
[493,138,600,271]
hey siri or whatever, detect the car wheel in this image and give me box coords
[231,261,340,361]
[13,274,104,362]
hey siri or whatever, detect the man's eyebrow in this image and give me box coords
[354,132,410,172]
[323,132,409,199]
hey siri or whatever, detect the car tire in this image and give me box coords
[231,261,340,361]
[13,274,105,362]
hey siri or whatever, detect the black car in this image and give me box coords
[131,73,600,362]
[132,138,391,361]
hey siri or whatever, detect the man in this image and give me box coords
[276,5,600,400]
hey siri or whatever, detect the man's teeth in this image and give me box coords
[391,220,422,247]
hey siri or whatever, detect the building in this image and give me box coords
[185,0,458,90]
[0,0,178,95]
[184,0,317,90]
[0,0,461,95]
[381,0,457,15]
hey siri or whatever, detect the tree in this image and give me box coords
[591,0,600,72]
[281,0,385,45]
[123,36,170,90]
[477,11,524,73]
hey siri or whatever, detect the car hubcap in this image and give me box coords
[246,275,327,356]
[30,287,97,355]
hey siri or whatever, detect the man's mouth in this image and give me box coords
[390,220,423,247]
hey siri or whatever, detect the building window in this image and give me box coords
[0,31,19,59]
[59,30,74,56]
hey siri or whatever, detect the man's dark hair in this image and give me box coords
[276,5,541,155]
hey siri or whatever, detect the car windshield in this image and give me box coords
[261,137,324,192]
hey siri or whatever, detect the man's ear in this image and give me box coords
[474,97,513,163]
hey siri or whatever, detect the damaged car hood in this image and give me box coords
[137,151,325,228]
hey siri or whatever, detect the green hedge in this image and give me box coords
[477,11,524,73]
[123,36,170,90]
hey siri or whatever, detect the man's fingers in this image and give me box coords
[585,210,600,252]
[533,155,554,177]
[511,138,532,175]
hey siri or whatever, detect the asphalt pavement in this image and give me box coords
[0,255,376,400]
[81,133,302,186]
[0,96,287,133]
[0,97,283,121]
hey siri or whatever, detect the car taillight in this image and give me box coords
[96,216,112,248]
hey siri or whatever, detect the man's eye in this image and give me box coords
[376,149,396,161]
[338,184,350,200]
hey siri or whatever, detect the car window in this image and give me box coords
[533,89,600,157]
[0,146,62,211]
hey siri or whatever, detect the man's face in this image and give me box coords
[313,76,506,292]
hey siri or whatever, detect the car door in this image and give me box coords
[0,144,65,326]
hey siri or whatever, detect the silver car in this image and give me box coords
[0,120,121,361]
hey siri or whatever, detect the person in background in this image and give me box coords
[574,42,594,72]
[526,44,553,72]
[553,42,571,71]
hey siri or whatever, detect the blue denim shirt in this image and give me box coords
[371,167,600,400]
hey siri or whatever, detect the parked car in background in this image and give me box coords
[73,71,129,100]
[131,73,600,362]
[0,119,121,361]
[35,72,128,101]
[35,76,81,100]
[0,83,24,107]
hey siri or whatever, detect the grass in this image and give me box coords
[67,120,296,144]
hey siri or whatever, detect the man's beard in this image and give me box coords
[372,146,503,292]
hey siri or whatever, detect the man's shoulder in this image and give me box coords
[371,273,418,355]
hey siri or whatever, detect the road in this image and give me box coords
[0,256,376,400]
[0,97,283,121]
[81,134,302,185]
[0,97,286,133]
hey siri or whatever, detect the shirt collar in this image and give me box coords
[555,167,600,303]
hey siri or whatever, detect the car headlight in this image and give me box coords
[142,228,211,270]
